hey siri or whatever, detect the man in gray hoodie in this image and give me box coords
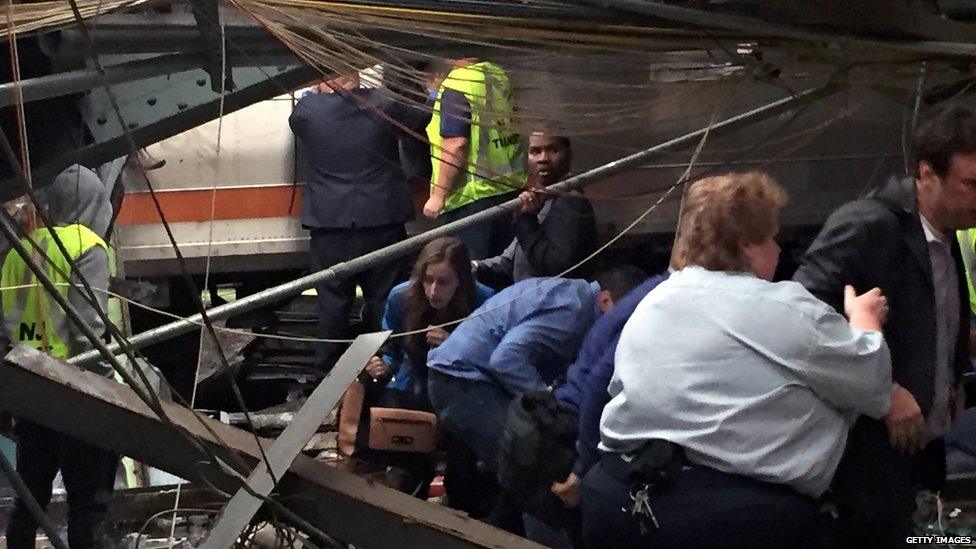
[2,163,117,549]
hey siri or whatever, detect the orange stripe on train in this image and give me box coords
[116,187,302,225]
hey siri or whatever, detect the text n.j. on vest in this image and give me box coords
[1,224,107,360]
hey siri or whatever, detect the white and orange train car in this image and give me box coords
[115,92,309,280]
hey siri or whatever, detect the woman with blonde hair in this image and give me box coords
[581,172,893,548]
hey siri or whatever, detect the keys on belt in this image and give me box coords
[629,483,659,534]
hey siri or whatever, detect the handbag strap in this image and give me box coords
[337,380,366,457]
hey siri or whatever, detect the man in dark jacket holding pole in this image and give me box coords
[474,132,597,288]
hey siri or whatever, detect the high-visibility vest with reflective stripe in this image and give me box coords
[427,61,527,213]
[1,224,107,360]
[957,228,976,316]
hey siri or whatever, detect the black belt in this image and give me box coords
[598,440,687,486]
[599,452,636,482]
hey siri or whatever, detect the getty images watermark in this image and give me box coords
[906,535,973,544]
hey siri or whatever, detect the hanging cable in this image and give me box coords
[60,0,282,486]
[168,16,232,548]
[70,81,844,366]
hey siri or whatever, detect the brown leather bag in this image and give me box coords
[367,408,438,454]
[338,382,438,456]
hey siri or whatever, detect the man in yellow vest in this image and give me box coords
[957,229,976,316]
[950,229,976,476]
[3,164,118,549]
[422,59,527,259]
[957,228,976,359]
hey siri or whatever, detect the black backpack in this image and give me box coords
[496,390,579,526]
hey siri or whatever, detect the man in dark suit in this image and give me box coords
[290,72,431,369]
[794,100,976,547]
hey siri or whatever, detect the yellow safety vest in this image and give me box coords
[427,61,527,213]
[957,229,976,316]
[1,224,107,360]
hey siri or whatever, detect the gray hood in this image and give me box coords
[36,164,113,238]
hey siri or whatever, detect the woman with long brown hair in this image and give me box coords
[363,236,494,405]
[351,237,494,503]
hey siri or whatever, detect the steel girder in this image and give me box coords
[0,346,541,548]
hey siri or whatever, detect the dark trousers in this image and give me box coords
[442,430,498,519]
[523,508,582,549]
[309,224,408,368]
[580,457,824,549]
[428,371,512,469]
[6,421,118,549]
[439,192,517,260]
[428,371,523,534]
[831,417,946,549]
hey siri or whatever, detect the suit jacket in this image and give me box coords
[475,190,597,286]
[289,88,431,229]
[794,175,970,416]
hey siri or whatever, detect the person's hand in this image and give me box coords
[426,326,449,348]
[844,285,888,331]
[364,356,389,379]
[518,190,545,215]
[885,385,925,454]
[423,195,444,219]
[551,473,582,508]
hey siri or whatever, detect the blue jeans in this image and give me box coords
[428,370,512,470]
[429,371,524,535]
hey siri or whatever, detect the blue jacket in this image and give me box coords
[384,280,495,396]
[427,277,601,396]
[553,274,668,476]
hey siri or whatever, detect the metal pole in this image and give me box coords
[0,53,301,108]
[0,54,199,108]
[1,346,543,549]
[578,0,976,58]
[70,84,839,367]
[49,24,286,57]
[0,443,70,549]
[200,332,389,549]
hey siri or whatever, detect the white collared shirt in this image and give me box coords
[919,214,959,440]
[600,267,892,497]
